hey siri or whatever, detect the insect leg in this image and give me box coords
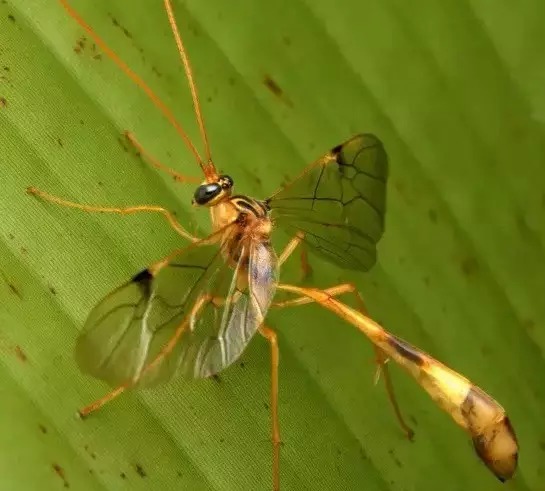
[27,186,199,242]
[124,131,200,184]
[273,283,413,440]
[259,325,281,491]
[278,231,312,279]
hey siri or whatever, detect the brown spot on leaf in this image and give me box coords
[73,36,86,55]
[52,463,69,488]
[387,448,403,468]
[134,463,147,478]
[84,445,96,460]
[8,14,15,22]
[38,424,48,434]
[109,15,132,38]
[0,97,7,108]
[263,75,293,108]
[120,472,127,479]
[49,285,57,295]
[14,345,27,363]
[1,271,22,299]
[56,138,63,148]
[151,65,162,78]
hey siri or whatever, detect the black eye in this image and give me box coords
[193,183,221,205]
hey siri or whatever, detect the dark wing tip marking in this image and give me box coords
[131,269,153,296]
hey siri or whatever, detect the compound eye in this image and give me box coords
[193,183,221,205]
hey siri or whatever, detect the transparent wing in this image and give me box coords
[266,134,388,271]
[179,238,278,379]
[75,228,278,388]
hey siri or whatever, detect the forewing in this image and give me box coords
[76,230,278,387]
[267,134,388,270]
[75,238,226,387]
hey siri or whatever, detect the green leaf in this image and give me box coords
[1,1,544,490]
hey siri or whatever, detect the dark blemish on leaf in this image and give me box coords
[109,15,132,39]
[52,463,69,488]
[263,75,293,108]
[264,75,282,97]
[460,256,479,277]
[7,281,22,298]
[8,14,15,22]
[212,374,221,383]
[8,233,14,240]
[0,97,7,108]
[38,424,48,434]
[79,119,84,126]
[358,447,369,462]
[3,66,10,72]
[57,138,64,148]
[539,441,545,451]
[228,76,235,86]
[282,35,291,46]
[84,445,97,460]
[409,415,418,427]
[49,285,57,295]
[73,36,86,55]
[428,208,438,223]
[14,345,27,363]
[239,361,245,369]
[20,246,28,254]
[134,463,147,478]
[263,402,270,410]
[151,66,162,78]
[1,271,22,299]
[423,276,430,287]
[177,471,182,477]
[387,448,403,468]
[120,472,127,480]
[206,96,212,103]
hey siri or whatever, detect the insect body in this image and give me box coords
[27,1,518,489]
